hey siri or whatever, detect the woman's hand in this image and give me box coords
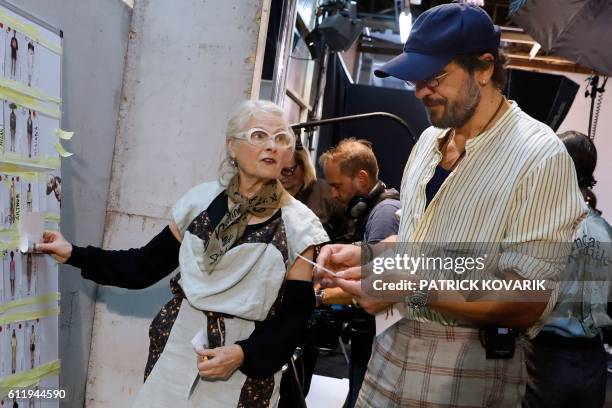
[35,231,73,263]
[315,244,361,287]
[195,345,244,380]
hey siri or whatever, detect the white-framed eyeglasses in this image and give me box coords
[406,71,450,89]
[232,127,295,148]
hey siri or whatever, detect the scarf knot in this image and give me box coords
[203,175,283,271]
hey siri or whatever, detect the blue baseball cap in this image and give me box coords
[374,3,501,81]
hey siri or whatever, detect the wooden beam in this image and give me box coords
[501,30,537,45]
[506,54,598,75]
[250,0,272,100]
[286,86,313,111]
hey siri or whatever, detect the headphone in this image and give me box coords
[346,180,386,220]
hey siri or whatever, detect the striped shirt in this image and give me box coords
[396,101,588,335]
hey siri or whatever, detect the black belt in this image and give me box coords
[531,331,603,349]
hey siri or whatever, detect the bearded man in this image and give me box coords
[317,4,587,407]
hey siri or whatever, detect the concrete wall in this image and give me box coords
[85,0,268,406]
[5,1,132,406]
[557,73,612,219]
[4,0,131,407]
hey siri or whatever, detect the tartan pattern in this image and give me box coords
[357,320,526,407]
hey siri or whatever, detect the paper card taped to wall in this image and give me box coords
[19,212,44,253]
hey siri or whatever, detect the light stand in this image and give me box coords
[585,75,608,139]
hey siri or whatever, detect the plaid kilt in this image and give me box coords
[356,319,526,407]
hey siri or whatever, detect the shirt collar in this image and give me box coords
[465,100,519,151]
[430,100,520,154]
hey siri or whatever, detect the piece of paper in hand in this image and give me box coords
[19,212,45,253]
[189,328,209,399]
[375,303,407,336]
[191,328,208,351]
[296,253,338,277]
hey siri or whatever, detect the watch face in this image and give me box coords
[408,290,428,310]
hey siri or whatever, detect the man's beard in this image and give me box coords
[424,75,480,129]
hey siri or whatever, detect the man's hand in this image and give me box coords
[334,266,394,315]
[316,244,361,287]
[195,345,244,380]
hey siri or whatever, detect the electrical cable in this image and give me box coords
[590,76,608,140]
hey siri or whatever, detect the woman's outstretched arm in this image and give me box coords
[37,222,182,289]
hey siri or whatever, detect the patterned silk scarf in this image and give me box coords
[203,174,284,271]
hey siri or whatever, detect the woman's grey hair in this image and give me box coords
[219,99,293,185]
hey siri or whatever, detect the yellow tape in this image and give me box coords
[0,155,61,172]
[0,10,62,55]
[54,128,73,140]
[0,77,61,104]
[0,360,61,398]
[54,142,73,158]
[0,234,20,247]
[0,292,60,314]
[45,213,61,223]
[23,173,39,182]
[0,307,59,325]
[0,85,37,107]
[0,87,61,119]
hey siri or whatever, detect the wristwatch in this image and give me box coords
[352,241,374,264]
[405,290,428,310]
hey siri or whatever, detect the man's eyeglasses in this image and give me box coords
[232,128,295,148]
[281,163,300,177]
[406,71,449,89]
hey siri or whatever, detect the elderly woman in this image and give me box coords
[37,100,329,407]
[279,139,345,243]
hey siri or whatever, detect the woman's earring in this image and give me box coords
[480,80,487,86]
[229,158,237,167]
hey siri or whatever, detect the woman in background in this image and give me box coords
[279,138,346,242]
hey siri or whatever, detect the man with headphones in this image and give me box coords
[318,138,400,408]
